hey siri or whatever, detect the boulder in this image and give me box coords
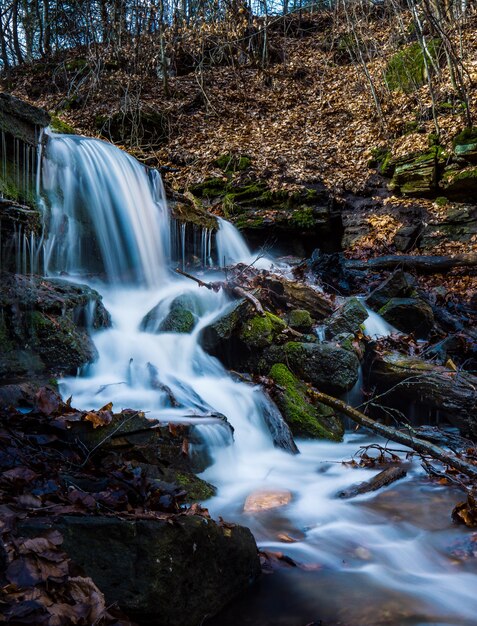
[266,341,359,395]
[418,205,477,252]
[325,297,368,338]
[378,297,434,338]
[440,165,477,201]
[239,312,286,349]
[269,363,343,440]
[0,273,110,379]
[20,515,261,626]
[366,270,415,310]
[288,309,313,333]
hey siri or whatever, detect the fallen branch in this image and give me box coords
[338,466,407,498]
[228,286,265,315]
[175,268,265,315]
[345,253,477,274]
[310,389,477,481]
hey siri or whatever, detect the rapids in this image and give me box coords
[39,132,477,626]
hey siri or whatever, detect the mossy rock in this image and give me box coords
[325,297,368,338]
[269,364,343,440]
[50,114,76,134]
[170,471,216,501]
[239,312,286,349]
[265,341,359,395]
[389,146,444,196]
[288,309,313,333]
[453,127,477,163]
[159,308,196,334]
[378,297,434,339]
[440,166,477,200]
[385,40,442,93]
[215,154,252,173]
[369,147,394,177]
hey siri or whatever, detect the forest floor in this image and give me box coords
[4,9,477,196]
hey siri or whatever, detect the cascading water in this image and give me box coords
[40,131,169,286]
[40,132,477,626]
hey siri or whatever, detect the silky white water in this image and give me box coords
[41,133,477,626]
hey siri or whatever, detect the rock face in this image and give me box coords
[0,274,110,380]
[378,297,434,338]
[0,93,50,146]
[21,515,261,626]
[389,147,443,197]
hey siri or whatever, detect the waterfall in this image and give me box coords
[215,216,252,266]
[40,131,169,286]
[39,132,477,626]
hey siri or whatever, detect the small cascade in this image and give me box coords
[40,131,169,286]
[216,216,252,266]
[362,304,396,338]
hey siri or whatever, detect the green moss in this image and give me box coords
[428,133,439,147]
[288,309,313,332]
[385,40,442,93]
[189,177,228,198]
[240,312,286,349]
[50,115,76,134]
[291,206,315,229]
[159,308,195,334]
[453,127,477,147]
[435,196,449,206]
[215,154,252,172]
[444,167,477,182]
[173,472,217,501]
[269,363,342,440]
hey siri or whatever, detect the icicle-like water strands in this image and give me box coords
[43,132,477,626]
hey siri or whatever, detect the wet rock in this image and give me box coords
[0,200,43,272]
[20,514,261,625]
[288,309,313,333]
[259,393,299,454]
[159,307,196,334]
[325,297,368,338]
[369,351,477,437]
[378,297,434,338]
[269,363,344,440]
[0,273,110,379]
[366,270,415,310]
[200,299,254,367]
[266,341,359,395]
[262,275,333,319]
[244,489,292,513]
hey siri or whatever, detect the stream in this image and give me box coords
[40,131,477,626]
